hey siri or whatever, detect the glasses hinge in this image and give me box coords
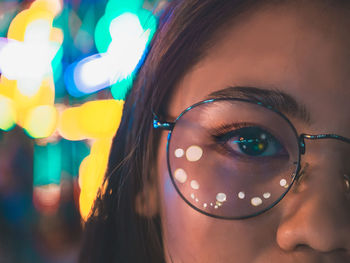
[153,118,174,130]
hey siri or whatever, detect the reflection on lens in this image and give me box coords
[174,168,187,183]
[280,179,287,187]
[216,193,227,202]
[263,192,271,199]
[186,145,203,162]
[251,197,263,207]
[175,148,184,158]
[190,180,200,190]
[238,192,245,199]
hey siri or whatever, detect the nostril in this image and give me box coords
[294,244,311,252]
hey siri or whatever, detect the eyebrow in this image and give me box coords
[207,86,311,124]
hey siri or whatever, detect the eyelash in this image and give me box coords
[209,122,288,161]
[209,122,256,159]
[210,122,257,140]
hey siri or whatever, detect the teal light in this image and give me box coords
[34,140,90,186]
[106,0,143,11]
[137,8,157,45]
[111,74,134,100]
[94,0,156,54]
[51,45,64,83]
[34,142,62,186]
[94,0,157,99]
[65,0,157,98]
[61,140,90,177]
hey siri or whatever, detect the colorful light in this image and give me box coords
[0,0,63,97]
[58,99,124,140]
[65,11,155,97]
[24,105,58,139]
[0,0,160,222]
[0,21,61,96]
[58,99,124,220]
[0,0,63,139]
[111,75,133,100]
[0,95,16,131]
[95,0,144,54]
[33,184,61,215]
[34,142,62,186]
[79,138,112,220]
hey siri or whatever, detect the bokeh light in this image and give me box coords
[95,0,144,54]
[0,0,63,97]
[34,141,61,186]
[0,3,163,259]
[58,99,124,140]
[65,9,156,97]
[24,105,58,139]
[0,95,16,131]
[79,138,112,220]
[33,184,61,215]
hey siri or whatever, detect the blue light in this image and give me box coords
[65,12,153,97]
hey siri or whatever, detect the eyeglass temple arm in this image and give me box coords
[299,133,350,154]
[153,115,174,131]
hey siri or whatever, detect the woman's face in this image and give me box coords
[156,3,350,263]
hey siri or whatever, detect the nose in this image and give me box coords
[276,144,350,253]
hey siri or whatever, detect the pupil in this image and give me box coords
[237,128,268,156]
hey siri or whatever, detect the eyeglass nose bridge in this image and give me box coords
[299,133,350,155]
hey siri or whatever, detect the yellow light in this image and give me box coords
[58,99,124,140]
[57,99,124,220]
[57,106,85,140]
[31,0,63,17]
[24,105,57,138]
[79,99,124,138]
[79,139,112,220]
[0,95,17,131]
[0,0,62,131]
[7,0,62,42]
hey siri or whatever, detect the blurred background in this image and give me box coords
[0,0,165,262]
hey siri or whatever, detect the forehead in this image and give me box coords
[168,3,350,134]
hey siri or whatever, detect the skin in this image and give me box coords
[153,2,350,262]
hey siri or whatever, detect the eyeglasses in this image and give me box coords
[153,98,350,220]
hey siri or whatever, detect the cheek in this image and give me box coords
[156,132,279,262]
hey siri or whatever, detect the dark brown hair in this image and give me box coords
[79,0,349,262]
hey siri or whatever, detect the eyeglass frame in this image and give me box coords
[153,97,350,220]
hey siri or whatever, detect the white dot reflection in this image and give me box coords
[203,203,208,208]
[280,179,287,187]
[186,145,203,162]
[190,193,195,199]
[216,201,223,207]
[238,192,245,199]
[251,197,262,206]
[214,205,219,209]
[190,180,200,190]
[174,148,184,158]
[216,193,227,202]
[174,168,187,183]
[263,192,271,199]
[210,203,213,206]
[195,198,199,202]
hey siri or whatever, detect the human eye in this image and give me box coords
[212,123,288,159]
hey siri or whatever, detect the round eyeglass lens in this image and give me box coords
[167,99,300,219]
